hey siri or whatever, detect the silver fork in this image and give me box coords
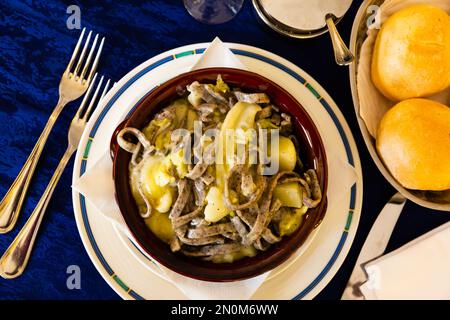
[0,28,105,233]
[0,75,111,279]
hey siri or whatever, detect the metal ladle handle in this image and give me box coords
[325,13,354,66]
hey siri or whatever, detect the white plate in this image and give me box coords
[72,43,362,300]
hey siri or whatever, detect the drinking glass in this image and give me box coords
[183,0,244,24]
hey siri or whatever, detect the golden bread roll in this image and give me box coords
[372,5,450,101]
[377,99,450,191]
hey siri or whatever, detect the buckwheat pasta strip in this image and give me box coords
[172,206,204,229]
[169,179,190,219]
[224,165,267,211]
[178,235,225,246]
[186,223,235,239]
[182,243,243,257]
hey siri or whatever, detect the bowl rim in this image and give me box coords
[349,0,450,211]
[111,67,329,281]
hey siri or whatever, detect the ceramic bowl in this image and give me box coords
[110,68,328,281]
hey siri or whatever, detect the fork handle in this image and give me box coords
[0,146,75,279]
[0,98,67,234]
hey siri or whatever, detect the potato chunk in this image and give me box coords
[276,136,297,172]
[204,186,229,222]
[273,182,303,208]
[145,211,174,244]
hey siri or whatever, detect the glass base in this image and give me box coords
[183,0,244,25]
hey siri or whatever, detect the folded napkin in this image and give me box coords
[360,221,450,300]
[73,37,357,299]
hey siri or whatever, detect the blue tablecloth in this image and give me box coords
[0,0,448,300]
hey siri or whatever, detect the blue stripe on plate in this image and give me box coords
[79,195,114,276]
[129,290,145,300]
[126,87,158,118]
[231,49,307,85]
[294,231,349,299]
[319,98,354,166]
[350,184,357,210]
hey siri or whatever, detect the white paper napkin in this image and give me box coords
[72,37,357,299]
[360,221,450,300]
[191,37,246,70]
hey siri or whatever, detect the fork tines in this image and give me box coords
[76,74,111,121]
[66,28,105,85]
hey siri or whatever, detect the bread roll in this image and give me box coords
[372,5,450,101]
[377,99,450,191]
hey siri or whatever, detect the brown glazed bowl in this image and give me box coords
[110,68,328,282]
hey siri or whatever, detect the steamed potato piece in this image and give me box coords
[170,149,188,178]
[154,192,173,214]
[273,182,303,208]
[278,207,307,236]
[204,186,229,223]
[141,155,175,213]
[145,211,174,244]
[277,136,297,172]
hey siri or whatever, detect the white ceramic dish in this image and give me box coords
[72,42,362,299]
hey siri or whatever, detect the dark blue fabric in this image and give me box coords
[0,0,448,300]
